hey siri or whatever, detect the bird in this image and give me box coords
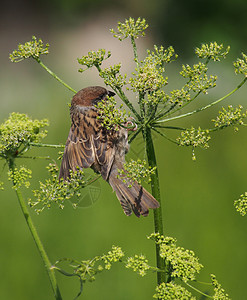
[59,86,160,217]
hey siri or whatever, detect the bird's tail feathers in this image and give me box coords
[109,174,160,217]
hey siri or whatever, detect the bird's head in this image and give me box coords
[71,86,115,107]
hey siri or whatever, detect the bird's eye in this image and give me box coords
[108,91,115,97]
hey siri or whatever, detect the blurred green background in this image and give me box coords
[1,0,247,299]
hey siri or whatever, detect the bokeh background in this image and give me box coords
[1,0,247,299]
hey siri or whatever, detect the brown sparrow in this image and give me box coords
[59,86,160,217]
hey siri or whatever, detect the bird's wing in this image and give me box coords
[59,110,115,180]
[92,128,115,180]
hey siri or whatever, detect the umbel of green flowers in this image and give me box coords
[54,233,230,299]
[9,36,49,62]
[29,164,89,214]
[0,112,48,189]
[0,112,48,160]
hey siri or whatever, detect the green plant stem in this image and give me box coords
[151,127,179,145]
[8,160,62,300]
[144,126,166,285]
[131,36,139,69]
[128,125,143,144]
[116,88,142,122]
[130,36,146,120]
[36,58,77,94]
[184,281,213,299]
[30,142,65,148]
[157,77,247,124]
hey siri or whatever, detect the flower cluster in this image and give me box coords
[148,233,203,282]
[110,17,148,41]
[234,53,247,76]
[144,89,167,108]
[100,64,127,89]
[195,42,230,62]
[212,105,246,131]
[129,62,167,93]
[29,164,87,214]
[211,274,230,300]
[73,258,100,283]
[0,112,49,159]
[9,36,49,62]
[160,242,203,282]
[125,254,150,277]
[167,88,191,107]
[78,49,111,72]
[95,96,130,131]
[8,166,32,190]
[177,127,211,156]
[180,62,217,94]
[101,246,125,270]
[234,192,247,216]
[129,46,176,94]
[118,159,156,187]
[55,246,124,283]
[148,232,168,244]
[153,282,196,300]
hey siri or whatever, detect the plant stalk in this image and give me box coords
[36,58,77,94]
[158,77,247,124]
[8,160,62,300]
[144,126,166,284]
[29,142,65,148]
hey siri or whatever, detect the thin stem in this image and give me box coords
[184,281,213,299]
[153,125,186,130]
[144,126,166,284]
[51,267,83,300]
[30,142,65,148]
[128,125,143,144]
[161,58,211,119]
[130,36,146,120]
[116,88,142,122]
[17,155,52,160]
[169,90,202,117]
[131,36,139,69]
[151,127,179,145]
[36,58,77,94]
[157,77,247,124]
[8,160,62,300]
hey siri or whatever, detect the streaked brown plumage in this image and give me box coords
[59,86,160,217]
